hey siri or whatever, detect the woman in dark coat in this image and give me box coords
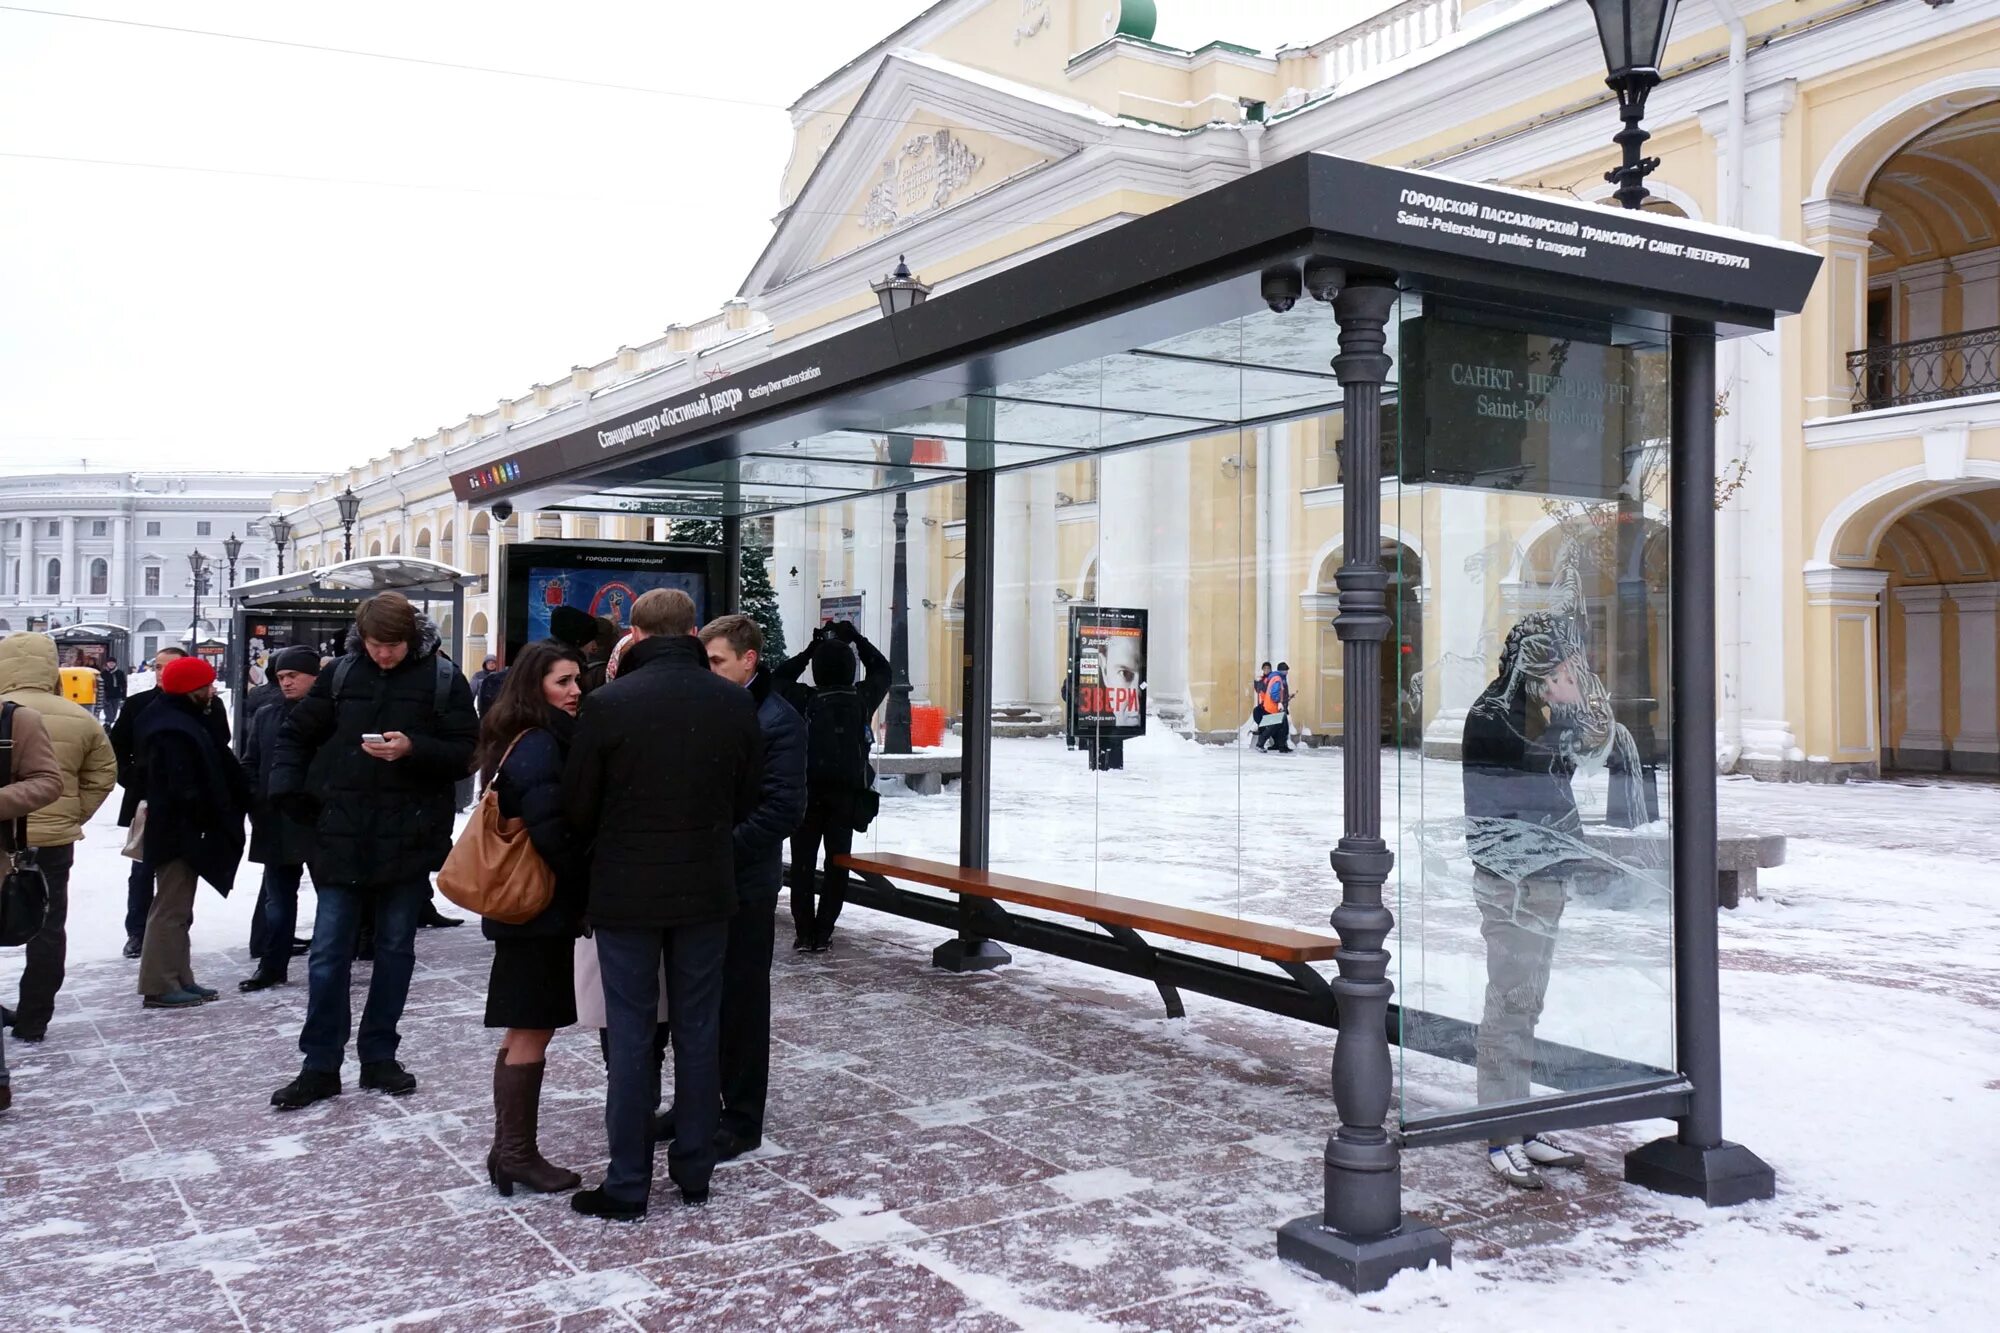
[477,639,589,1195]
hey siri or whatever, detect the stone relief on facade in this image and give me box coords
[1015,0,1051,44]
[861,128,985,232]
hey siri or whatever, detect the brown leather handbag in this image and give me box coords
[436,733,555,926]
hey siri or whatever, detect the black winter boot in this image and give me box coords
[271,1068,341,1110]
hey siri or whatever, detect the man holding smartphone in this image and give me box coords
[265,592,478,1110]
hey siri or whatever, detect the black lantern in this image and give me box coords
[336,486,361,561]
[1585,0,1681,209]
[222,531,243,584]
[186,549,209,647]
[268,512,293,575]
[871,256,932,319]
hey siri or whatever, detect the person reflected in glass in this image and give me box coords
[1461,604,1644,1190]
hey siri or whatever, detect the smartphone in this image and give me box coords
[361,733,388,745]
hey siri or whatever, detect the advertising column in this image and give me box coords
[1067,605,1147,770]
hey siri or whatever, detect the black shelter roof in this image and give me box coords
[450,153,1819,517]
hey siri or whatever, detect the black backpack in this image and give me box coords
[806,689,873,796]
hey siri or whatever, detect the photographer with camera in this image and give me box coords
[772,617,889,953]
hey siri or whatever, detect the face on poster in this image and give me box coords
[526,567,704,642]
[1070,606,1148,738]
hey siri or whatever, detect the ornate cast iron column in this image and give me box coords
[1278,273,1451,1292]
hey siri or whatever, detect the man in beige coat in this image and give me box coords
[0,633,118,1043]
[0,697,62,1110]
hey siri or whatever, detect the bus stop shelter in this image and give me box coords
[449,152,1819,1292]
[227,557,476,746]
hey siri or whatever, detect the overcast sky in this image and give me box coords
[0,1,1359,478]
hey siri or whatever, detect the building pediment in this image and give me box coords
[744,51,1114,299]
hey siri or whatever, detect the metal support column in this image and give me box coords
[722,515,743,616]
[936,397,1007,972]
[1625,325,1776,1205]
[1278,274,1451,1292]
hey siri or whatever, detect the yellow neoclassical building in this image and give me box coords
[279,0,2000,780]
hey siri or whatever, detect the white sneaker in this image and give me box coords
[1522,1133,1585,1168]
[1487,1143,1544,1190]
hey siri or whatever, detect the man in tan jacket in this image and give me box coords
[0,698,62,1111]
[0,633,118,1043]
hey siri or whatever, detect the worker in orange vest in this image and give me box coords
[1257,663,1291,753]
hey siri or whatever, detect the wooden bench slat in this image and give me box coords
[835,852,1339,963]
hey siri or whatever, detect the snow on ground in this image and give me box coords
[1,739,1996,1329]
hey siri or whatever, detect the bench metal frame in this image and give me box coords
[835,865,1686,1147]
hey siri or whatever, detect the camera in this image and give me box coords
[491,499,514,522]
[1303,257,1344,305]
[1260,264,1302,313]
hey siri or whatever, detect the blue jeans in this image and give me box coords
[597,919,727,1204]
[253,865,305,981]
[299,882,425,1074]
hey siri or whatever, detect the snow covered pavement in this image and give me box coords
[0,767,1996,1329]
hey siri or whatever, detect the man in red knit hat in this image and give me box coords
[131,656,248,1009]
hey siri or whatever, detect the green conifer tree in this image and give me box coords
[668,516,786,658]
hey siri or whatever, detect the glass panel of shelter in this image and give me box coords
[565,280,1676,1136]
[1392,288,1677,1131]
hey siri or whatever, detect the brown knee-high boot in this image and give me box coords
[487,1050,581,1195]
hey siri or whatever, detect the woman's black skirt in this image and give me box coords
[484,936,577,1030]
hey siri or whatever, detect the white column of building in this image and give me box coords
[1895,584,1950,769]
[1027,467,1061,713]
[1948,581,2000,773]
[853,494,887,649]
[1255,429,1274,665]
[111,514,129,606]
[990,471,1032,713]
[60,517,76,599]
[1420,487,1492,757]
[1146,442,1192,724]
[773,509,811,653]
[1727,83,1804,770]
[21,519,35,604]
[906,490,933,707]
[1269,425,1293,669]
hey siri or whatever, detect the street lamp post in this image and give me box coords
[884,437,916,754]
[874,258,931,754]
[268,513,293,575]
[186,549,209,650]
[1584,0,1682,210]
[1586,0,1679,814]
[222,532,242,676]
[337,487,361,562]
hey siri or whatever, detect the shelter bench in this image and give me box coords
[1575,827,1788,910]
[832,851,1339,1025]
[872,753,962,795]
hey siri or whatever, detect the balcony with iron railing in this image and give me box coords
[1849,325,2000,412]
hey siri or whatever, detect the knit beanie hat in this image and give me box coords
[160,656,217,695]
[271,645,322,677]
[549,605,597,650]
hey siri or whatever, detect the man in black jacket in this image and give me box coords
[98,656,127,726]
[266,593,478,1110]
[237,647,322,993]
[563,588,761,1219]
[132,656,248,1009]
[667,612,807,1160]
[774,619,889,951]
[110,647,231,960]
